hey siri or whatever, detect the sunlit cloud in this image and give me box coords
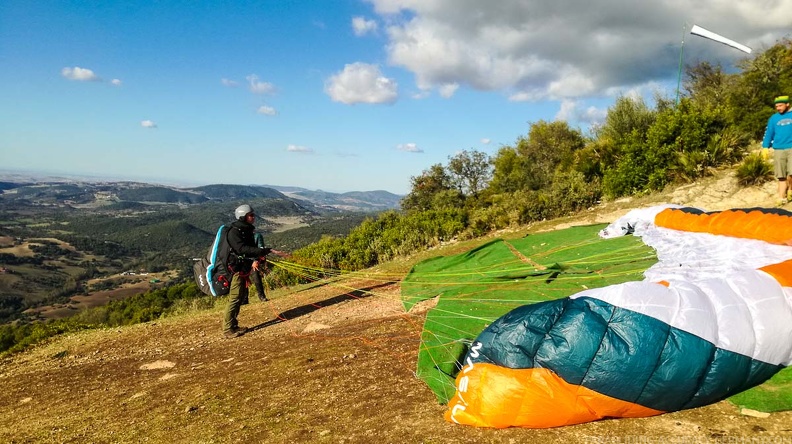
[325,63,398,105]
[397,143,423,153]
[141,120,157,129]
[555,99,608,125]
[246,74,275,94]
[287,144,314,153]
[352,16,378,36]
[481,138,491,144]
[438,83,459,99]
[221,78,239,87]
[257,105,277,116]
[61,66,100,82]
[368,0,788,101]
[110,79,122,86]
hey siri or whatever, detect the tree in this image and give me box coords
[730,39,792,139]
[401,164,458,212]
[488,144,533,194]
[594,96,655,150]
[684,61,732,109]
[489,121,586,195]
[523,120,585,178]
[446,150,492,197]
[601,98,733,197]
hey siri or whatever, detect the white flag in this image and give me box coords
[690,25,752,54]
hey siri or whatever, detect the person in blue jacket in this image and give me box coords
[763,95,792,205]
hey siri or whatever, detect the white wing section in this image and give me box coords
[587,206,792,365]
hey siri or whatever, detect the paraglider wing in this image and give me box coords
[444,206,792,428]
[401,224,659,403]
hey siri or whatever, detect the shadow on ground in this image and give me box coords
[248,281,396,332]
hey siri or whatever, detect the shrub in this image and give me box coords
[549,171,602,216]
[736,151,774,186]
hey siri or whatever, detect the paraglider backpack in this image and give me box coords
[193,225,235,297]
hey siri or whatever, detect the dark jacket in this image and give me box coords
[227,219,270,273]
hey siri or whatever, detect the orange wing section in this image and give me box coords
[444,363,663,428]
[760,259,792,287]
[655,208,792,245]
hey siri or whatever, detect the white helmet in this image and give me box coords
[234,204,254,220]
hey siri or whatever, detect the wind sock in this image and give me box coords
[690,25,752,54]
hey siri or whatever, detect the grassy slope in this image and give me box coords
[1,169,791,443]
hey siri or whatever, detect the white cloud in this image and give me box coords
[110,79,122,86]
[367,0,791,101]
[554,99,608,126]
[221,78,239,87]
[555,99,578,122]
[580,106,608,125]
[141,120,157,128]
[287,144,314,153]
[508,90,543,102]
[334,151,359,158]
[480,138,491,145]
[438,83,459,98]
[246,74,275,94]
[397,143,423,153]
[257,105,277,116]
[61,66,100,82]
[352,16,378,36]
[325,63,398,105]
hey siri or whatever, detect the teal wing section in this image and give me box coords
[401,224,658,403]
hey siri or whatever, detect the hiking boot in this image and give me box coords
[258,294,269,302]
[224,326,248,339]
[224,329,243,339]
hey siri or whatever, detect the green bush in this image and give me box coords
[549,171,602,216]
[602,100,739,198]
[736,151,774,186]
[286,208,468,274]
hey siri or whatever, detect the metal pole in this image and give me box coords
[676,23,687,105]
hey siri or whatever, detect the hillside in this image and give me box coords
[269,186,403,212]
[1,169,790,443]
[0,178,400,213]
[0,179,374,322]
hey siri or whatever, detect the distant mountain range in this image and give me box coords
[0,178,402,213]
[265,185,402,212]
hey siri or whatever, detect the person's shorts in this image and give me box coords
[773,148,792,179]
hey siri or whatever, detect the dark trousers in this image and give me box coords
[223,273,248,332]
[250,269,267,301]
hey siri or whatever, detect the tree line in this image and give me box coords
[0,282,210,354]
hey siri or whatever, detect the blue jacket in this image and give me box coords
[762,111,792,149]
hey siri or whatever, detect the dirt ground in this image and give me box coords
[1,169,791,443]
[265,216,311,233]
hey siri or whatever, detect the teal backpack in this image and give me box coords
[193,225,234,296]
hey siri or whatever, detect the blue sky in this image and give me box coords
[1,1,789,194]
